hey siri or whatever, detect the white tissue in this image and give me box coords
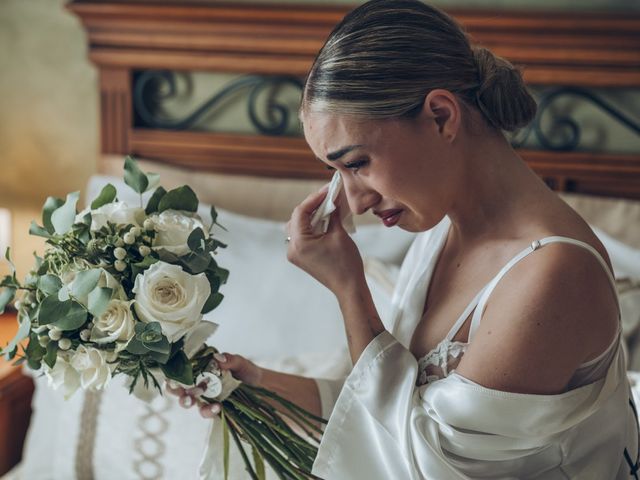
[310,171,356,235]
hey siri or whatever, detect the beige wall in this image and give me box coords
[0,0,98,278]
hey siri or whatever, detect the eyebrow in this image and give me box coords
[326,144,363,161]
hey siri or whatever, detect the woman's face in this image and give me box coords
[302,108,459,232]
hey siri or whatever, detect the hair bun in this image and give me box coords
[472,46,537,132]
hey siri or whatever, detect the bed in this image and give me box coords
[2,1,639,479]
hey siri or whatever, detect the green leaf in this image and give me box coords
[145,186,167,215]
[29,221,51,238]
[88,287,113,318]
[124,156,149,194]
[43,341,58,369]
[130,255,159,279]
[157,186,198,213]
[51,191,80,235]
[146,172,161,193]
[52,301,87,331]
[210,205,227,232]
[222,410,230,480]
[37,274,63,296]
[143,335,171,355]
[25,334,46,369]
[38,295,72,326]
[71,269,102,300]
[90,183,117,210]
[201,292,223,314]
[252,446,265,480]
[160,351,193,385]
[0,287,16,315]
[42,196,64,234]
[3,314,30,361]
[148,349,171,365]
[125,337,148,355]
[187,227,206,253]
[182,252,211,274]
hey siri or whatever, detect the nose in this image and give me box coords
[342,177,380,215]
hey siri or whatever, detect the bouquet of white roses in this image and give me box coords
[0,157,325,480]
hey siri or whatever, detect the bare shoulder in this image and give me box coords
[455,231,619,395]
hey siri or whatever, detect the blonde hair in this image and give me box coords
[302,0,536,132]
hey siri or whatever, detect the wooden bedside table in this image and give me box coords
[0,311,34,476]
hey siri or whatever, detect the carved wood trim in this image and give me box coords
[68,1,640,199]
[68,2,640,87]
[100,68,131,154]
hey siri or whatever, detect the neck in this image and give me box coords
[445,130,552,252]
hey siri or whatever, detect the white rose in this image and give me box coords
[44,353,81,399]
[90,299,136,349]
[89,202,145,231]
[71,345,116,390]
[132,262,211,342]
[150,210,208,256]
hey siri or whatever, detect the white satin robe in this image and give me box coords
[312,218,640,479]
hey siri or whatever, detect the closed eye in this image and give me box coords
[345,158,369,172]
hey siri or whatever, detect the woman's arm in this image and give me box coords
[258,367,323,418]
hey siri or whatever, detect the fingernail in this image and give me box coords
[214,353,227,363]
[179,395,194,408]
[199,402,221,419]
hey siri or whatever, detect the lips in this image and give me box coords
[375,209,402,227]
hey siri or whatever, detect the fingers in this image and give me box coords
[289,186,330,238]
[199,402,222,419]
[299,184,330,215]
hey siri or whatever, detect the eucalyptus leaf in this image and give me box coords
[143,336,171,355]
[29,221,51,238]
[42,196,64,234]
[146,172,161,193]
[145,186,167,215]
[201,292,223,314]
[71,269,102,300]
[160,351,194,385]
[3,314,30,361]
[158,186,198,213]
[37,274,63,296]
[182,252,211,274]
[125,337,148,355]
[43,341,58,369]
[38,295,70,326]
[52,301,87,331]
[58,286,70,302]
[51,191,80,235]
[26,334,46,369]
[88,287,113,318]
[148,349,171,364]
[91,183,117,210]
[187,228,206,252]
[124,156,149,194]
[0,287,16,315]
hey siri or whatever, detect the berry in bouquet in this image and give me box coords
[0,157,326,480]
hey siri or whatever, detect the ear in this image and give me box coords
[421,89,461,143]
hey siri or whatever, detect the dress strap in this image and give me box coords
[468,236,619,342]
[444,288,487,341]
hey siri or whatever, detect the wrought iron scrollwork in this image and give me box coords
[510,86,640,151]
[133,71,304,136]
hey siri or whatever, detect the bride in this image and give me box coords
[183,1,639,478]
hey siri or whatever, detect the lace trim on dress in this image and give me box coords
[416,340,468,387]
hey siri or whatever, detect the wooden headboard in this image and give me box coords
[67,1,640,199]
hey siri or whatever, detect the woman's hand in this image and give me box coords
[166,352,262,418]
[286,186,365,296]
